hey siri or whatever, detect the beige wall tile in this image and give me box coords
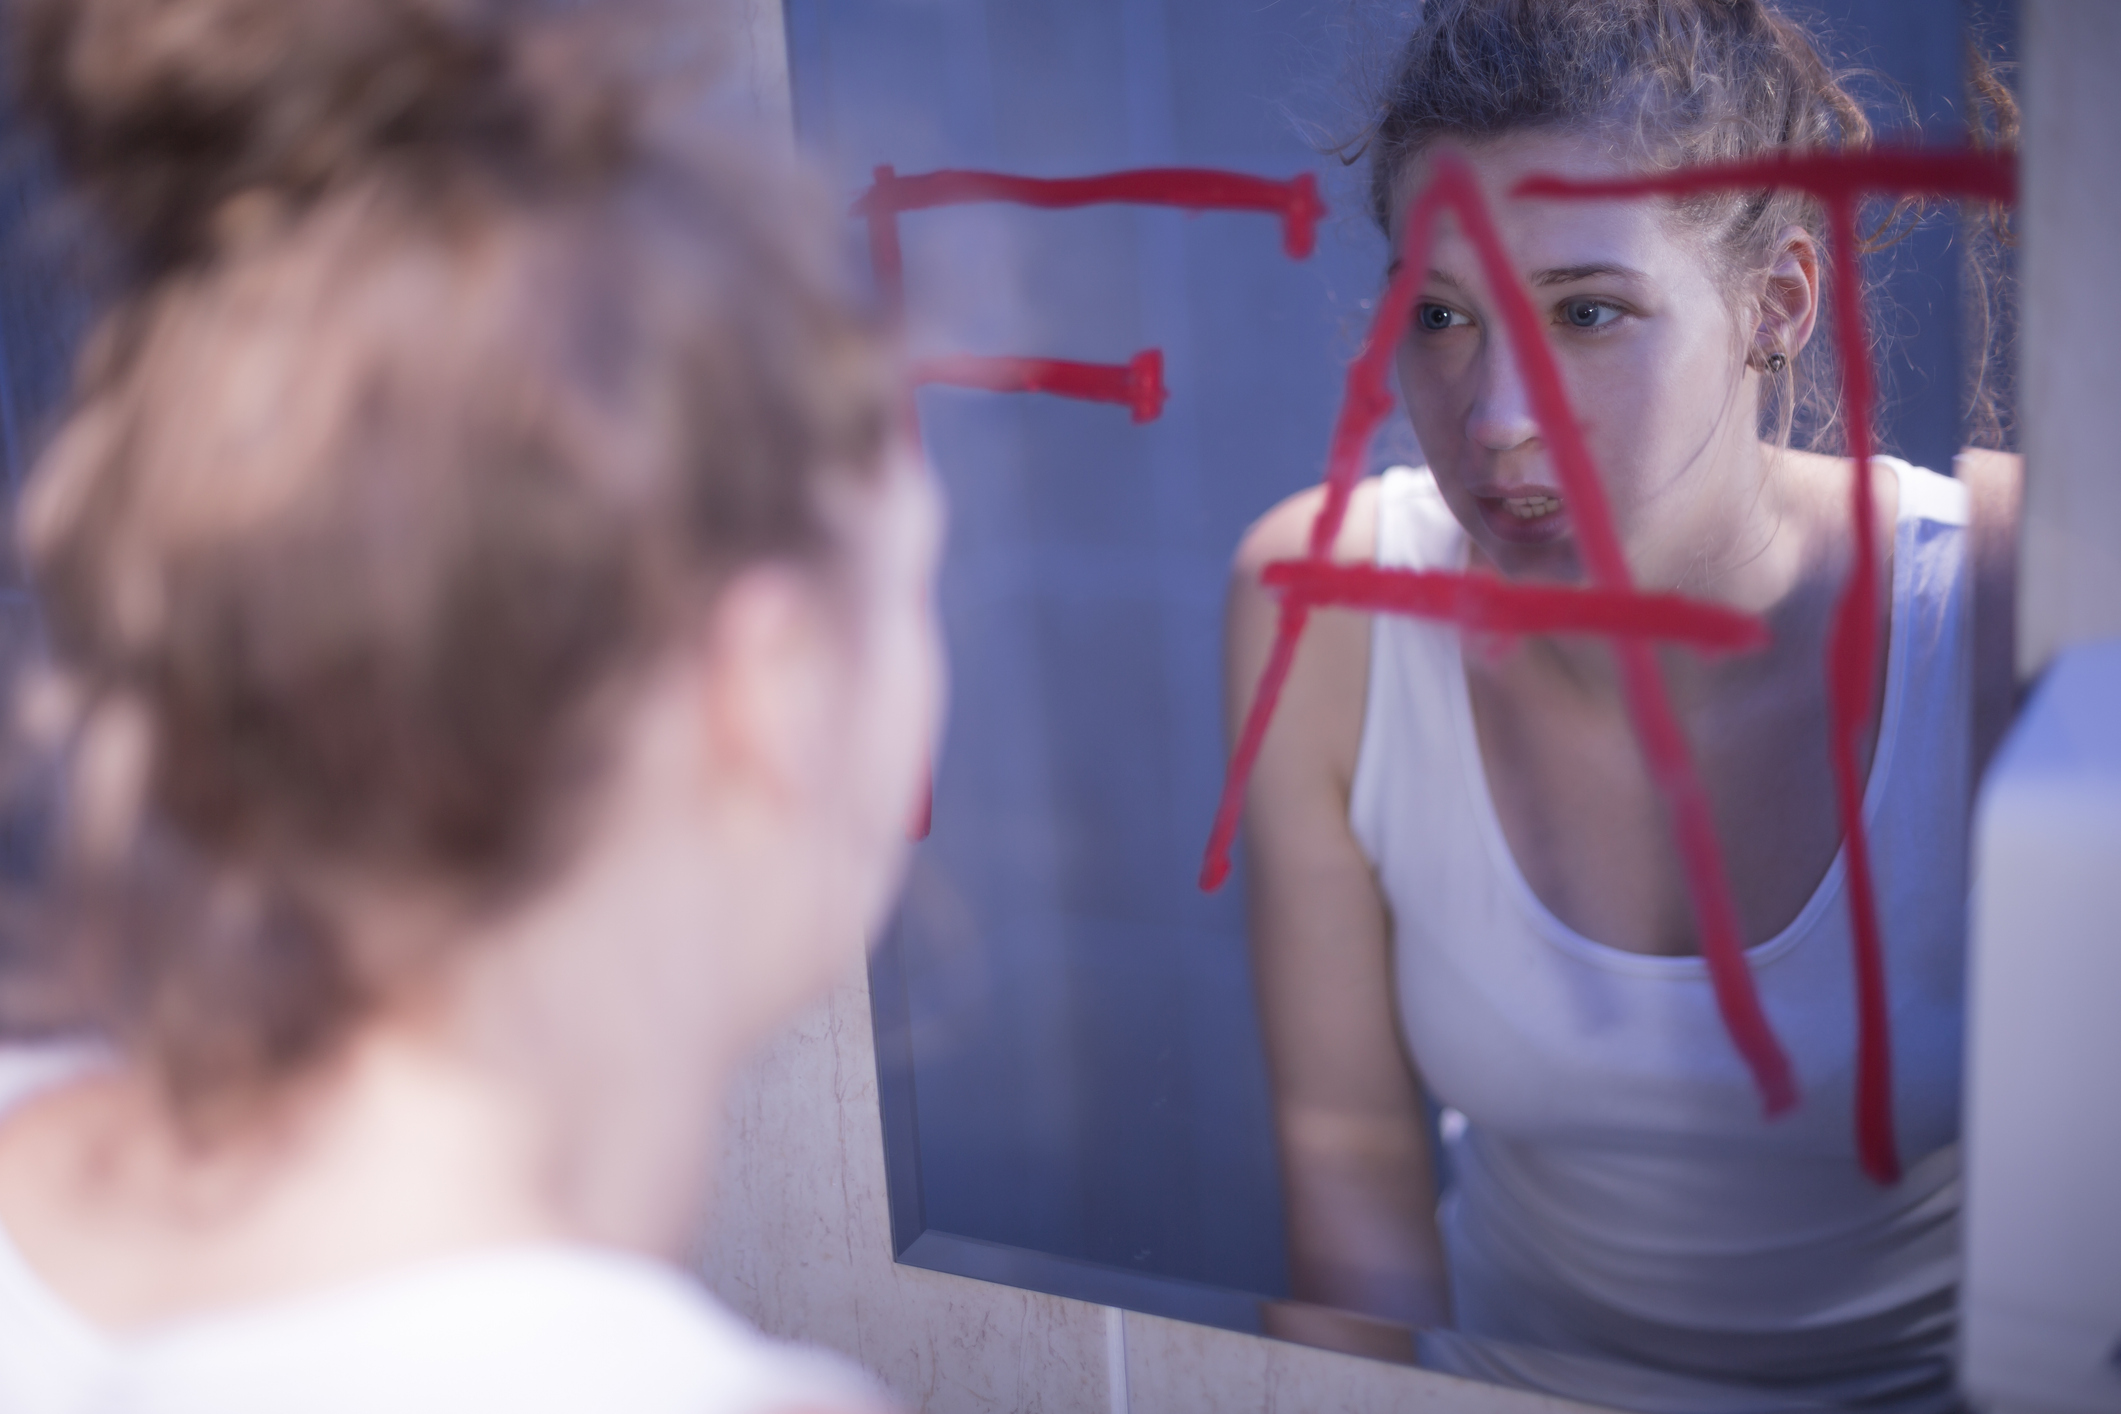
[698,957,1610,1414]
[699,966,1114,1414]
[1123,1310,1596,1414]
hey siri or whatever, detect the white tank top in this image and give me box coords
[0,1044,884,1414]
[1350,462,1971,1409]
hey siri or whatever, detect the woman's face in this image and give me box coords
[737,445,948,1020]
[1390,130,1761,585]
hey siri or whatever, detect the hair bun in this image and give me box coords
[9,0,638,270]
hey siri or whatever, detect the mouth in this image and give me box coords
[1469,485,1570,545]
[1498,491,1563,520]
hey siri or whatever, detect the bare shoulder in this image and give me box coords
[1955,447,2023,575]
[1232,477,1383,577]
[1774,446,1901,534]
[1955,448,2025,775]
[1226,477,1387,794]
[1777,445,2022,769]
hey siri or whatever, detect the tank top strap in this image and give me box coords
[1374,465,1467,573]
[1879,458,1973,738]
[1887,455,1970,528]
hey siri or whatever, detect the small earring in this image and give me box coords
[1767,351,1789,374]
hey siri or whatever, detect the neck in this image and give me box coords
[1624,436,1796,603]
[16,851,753,1330]
[433,839,751,1258]
[0,663,796,1329]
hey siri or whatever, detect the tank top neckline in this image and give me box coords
[1432,457,1921,978]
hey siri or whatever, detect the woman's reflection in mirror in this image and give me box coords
[1228,2,2018,1405]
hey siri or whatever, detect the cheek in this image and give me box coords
[1570,326,1731,463]
[1395,343,1467,450]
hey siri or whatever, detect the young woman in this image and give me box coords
[1232,2,2018,1406]
[0,1,937,1410]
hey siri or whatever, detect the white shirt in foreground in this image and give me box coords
[0,1048,885,1414]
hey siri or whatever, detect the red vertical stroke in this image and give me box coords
[1510,145,2018,1183]
[1823,196,1899,1184]
[1203,152,1799,1120]
[1426,158,1799,1116]
[910,779,934,841]
[1200,602,1311,894]
[1197,169,1437,890]
[866,166,906,315]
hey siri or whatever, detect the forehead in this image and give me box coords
[1388,129,1710,289]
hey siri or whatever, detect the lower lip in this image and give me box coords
[1474,497,1572,546]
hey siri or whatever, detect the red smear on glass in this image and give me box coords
[913,350,1168,423]
[1517,145,2016,1186]
[1263,561,1770,653]
[1208,143,2013,1182]
[868,165,1320,845]
[857,166,1326,259]
[1203,152,1798,1122]
[909,777,933,842]
[1511,146,2015,209]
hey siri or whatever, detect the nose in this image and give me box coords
[1466,331,1540,453]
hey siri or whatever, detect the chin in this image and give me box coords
[1481,537,1585,583]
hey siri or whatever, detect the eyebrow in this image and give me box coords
[1529,262,1648,287]
[1385,261,1650,288]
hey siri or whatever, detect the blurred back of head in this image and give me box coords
[0,0,896,1115]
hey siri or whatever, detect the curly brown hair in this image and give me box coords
[0,0,897,1117]
[1362,0,2017,452]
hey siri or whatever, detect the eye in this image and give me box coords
[1415,303,1467,332]
[1562,298,1620,329]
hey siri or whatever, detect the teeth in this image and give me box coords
[1504,494,1562,519]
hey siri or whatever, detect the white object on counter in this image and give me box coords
[1964,635,2121,1414]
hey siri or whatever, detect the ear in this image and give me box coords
[692,566,839,813]
[1753,223,1822,366]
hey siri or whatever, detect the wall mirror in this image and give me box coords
[788,0,2016,1405]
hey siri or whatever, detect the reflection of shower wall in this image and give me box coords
[790,0,1389,1295]
[1821,0,2021,467]
[0,150,87,516]
[0,133,90,886]
[791,0,2003,1297]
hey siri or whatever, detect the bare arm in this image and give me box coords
[1956,447,2025,781]
[1226,480,1450,1332]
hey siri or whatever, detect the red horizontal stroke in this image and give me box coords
[1203,150,1802,1125]
[912,350,1168,423]
[1263,561,1769,652]
[856,166,1327,259]
[1511,144,2015,205]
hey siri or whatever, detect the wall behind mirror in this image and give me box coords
[785,0,2019,1331]
[0,110,91,879]
[789,0,1394,1299]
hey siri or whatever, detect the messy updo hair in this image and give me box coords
[1363,0,2018,452]
[0,0,897,1115]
